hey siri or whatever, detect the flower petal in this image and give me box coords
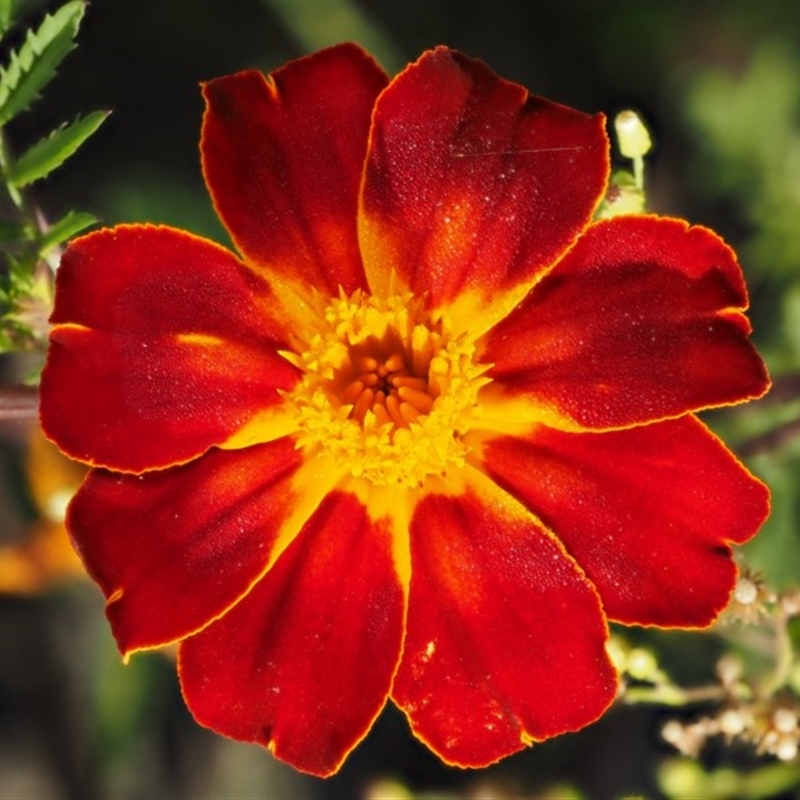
[474,415,769,627]
[392,471,616,768]
[41,225,300,473]
[360,46,608,332]
[66,439,309,655]
[201,43,388,296]
[480,216,770,430]
[178,490,406,777]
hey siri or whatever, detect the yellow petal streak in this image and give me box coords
[287,290,489,488]
[347,478,413,587]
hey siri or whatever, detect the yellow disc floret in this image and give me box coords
[286,289,488,487]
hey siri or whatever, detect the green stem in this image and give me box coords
[633,156,645,191]
[761,609,795,697]
[0,130,24,210]
[738,416,800,458]
[624,683,728,707]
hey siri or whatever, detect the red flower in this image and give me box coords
[40,45,770,776]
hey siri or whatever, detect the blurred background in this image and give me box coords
[2,0,800,797]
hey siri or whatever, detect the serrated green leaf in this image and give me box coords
[0,0,17,41]
[0,0,85,127]
[38,209,96,253]
[9,109,109,186]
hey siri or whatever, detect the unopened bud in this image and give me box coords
[718,708,747,737]
[734,577,759,605]
[627,647,658,681]
[773,707,798,734]
[716,654,743,687]
[776,736,798,761]
[614,110,652,159]
[662,720,684,745]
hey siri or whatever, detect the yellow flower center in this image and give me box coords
[287,290,487,487]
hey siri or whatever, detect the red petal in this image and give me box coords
[392,476,616,767]
[179,491,406,777]
[480,216,769,429]
[360,47,608,328]
[41,225,300,473]
[66,439,304,654]
[476,415,770,627]
[202,44,388,296]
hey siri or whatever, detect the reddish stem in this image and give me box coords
[0,385,39,420]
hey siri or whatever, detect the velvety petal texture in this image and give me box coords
[476,416,770,626]
[480,216,769,430]
[41,225,300,473]
[39,43,771,779]
[179,491,406,777]
[67,439,304,654]
[394,476,617,767]
[202,43,387,296]
[360,46,608,324]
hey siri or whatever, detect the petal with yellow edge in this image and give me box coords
[67,438,307,656]
[40,225,300,473]
[178,490,406,778]
[475,415,770,627]
[202,43,387,297]
[480,216,770,431]
[393,472,616,768]
[360,46,608,330]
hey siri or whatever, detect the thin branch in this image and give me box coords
[737,416,800,458]
[622,682,729,707]
[761,373,800,405]
[0,385,39,420]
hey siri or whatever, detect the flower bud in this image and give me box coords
[614,110,652,159]
[734,576,759,605]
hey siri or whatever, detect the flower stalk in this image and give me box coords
[0,384,39,419]
[614,109,652,190]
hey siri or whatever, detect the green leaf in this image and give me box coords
[0,0,85,127]
[38,209,96,253]
[0,0,17,41]
[9,109,109,186]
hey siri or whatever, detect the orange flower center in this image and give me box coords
[286,290,488,487]
[329,330,435,430]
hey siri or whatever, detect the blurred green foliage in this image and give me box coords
[678,35,800,599]
[659,758,800,800]
[685,42,800,286]
[3,1,800,799]
[0,0,104,353]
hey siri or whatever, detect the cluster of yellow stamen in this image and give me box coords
[285,289,487,487]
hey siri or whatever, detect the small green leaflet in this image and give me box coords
[0,0,85,127]
[38,209,97,254]
[9,110,109,187]
[0,0,19,41]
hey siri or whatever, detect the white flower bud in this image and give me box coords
[773,707,798,734]
[718,708,747,737]
[734,577,759,605]
[776,736,798,762]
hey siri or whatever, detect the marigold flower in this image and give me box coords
[39,44,770,776]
